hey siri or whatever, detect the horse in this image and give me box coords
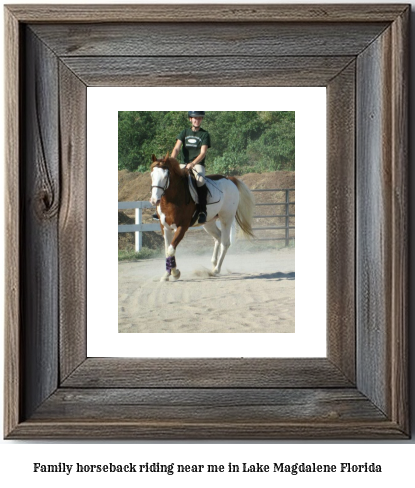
[150,152,255,281]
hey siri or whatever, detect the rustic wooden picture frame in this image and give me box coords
[4,4,409,439]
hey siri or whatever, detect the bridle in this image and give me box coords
[151,167,170,197]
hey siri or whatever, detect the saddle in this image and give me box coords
[188,173,226,227]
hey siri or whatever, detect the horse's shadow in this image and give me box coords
[189,270,295,282]
[226,271,295,281]
[243,271,295,281]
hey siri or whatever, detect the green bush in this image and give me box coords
[118,111,295,174]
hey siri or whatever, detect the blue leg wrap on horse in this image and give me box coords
[166,256,176,274]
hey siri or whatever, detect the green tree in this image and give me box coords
[118,111,295,174]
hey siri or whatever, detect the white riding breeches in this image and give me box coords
[180,163,206,187]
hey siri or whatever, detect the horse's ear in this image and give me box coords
[151,154,157,162]
[165,151,169,161]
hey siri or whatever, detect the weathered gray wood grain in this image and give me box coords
[356,10,408,425]
[389,8,409,433]
[33,389,386,422]
[58,63,87,381]
[61,56,354,87]
[21,28,60,420]
[4,4,409,440]
[31,22,388,57]
[4,6,21,439]
[8,421,407,441]
[326,62,356,383]
[357,31,391,416]
[6,4,409,23]
[9,385,405,439]
[62,358,353,388]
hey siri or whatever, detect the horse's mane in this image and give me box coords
[151,155,185,178]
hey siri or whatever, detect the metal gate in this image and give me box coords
[251,188,295,246]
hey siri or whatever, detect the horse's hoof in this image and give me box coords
[160,273,170,282]
[171,269,181,280]
[211,267,220,276]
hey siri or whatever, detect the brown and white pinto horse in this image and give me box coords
[150,153,255,281]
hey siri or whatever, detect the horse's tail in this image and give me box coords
[229,177,255,239]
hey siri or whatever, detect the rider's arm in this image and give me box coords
[189,145,208,168]
[171,139,182,159]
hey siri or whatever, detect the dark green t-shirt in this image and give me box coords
[177,127,211,166]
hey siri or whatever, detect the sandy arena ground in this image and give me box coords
[118,248,295,333]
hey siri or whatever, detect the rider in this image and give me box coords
[153,111,211,224]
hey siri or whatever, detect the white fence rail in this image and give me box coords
[118,201,159,252]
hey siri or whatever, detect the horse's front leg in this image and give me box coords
[163,225,188,281]
[160,227,175,281]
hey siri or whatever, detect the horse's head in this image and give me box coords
[150,152,170,206]
[150,152,185,206]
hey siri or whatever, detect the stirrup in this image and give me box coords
[198,212,207,224]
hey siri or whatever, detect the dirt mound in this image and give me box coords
[238,171,294,191]
[118,170,152,203]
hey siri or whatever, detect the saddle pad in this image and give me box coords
[188,175,223,206]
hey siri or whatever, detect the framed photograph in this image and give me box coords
[115,106,298,337]
[4,4,409,439]
[90,90,324,357]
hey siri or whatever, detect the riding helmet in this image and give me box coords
[188,111,205,117]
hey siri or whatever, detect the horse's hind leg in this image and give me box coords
[213,218,233,275]
[203,221,221,271]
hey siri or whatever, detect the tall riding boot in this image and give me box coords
[197,183,208,224]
